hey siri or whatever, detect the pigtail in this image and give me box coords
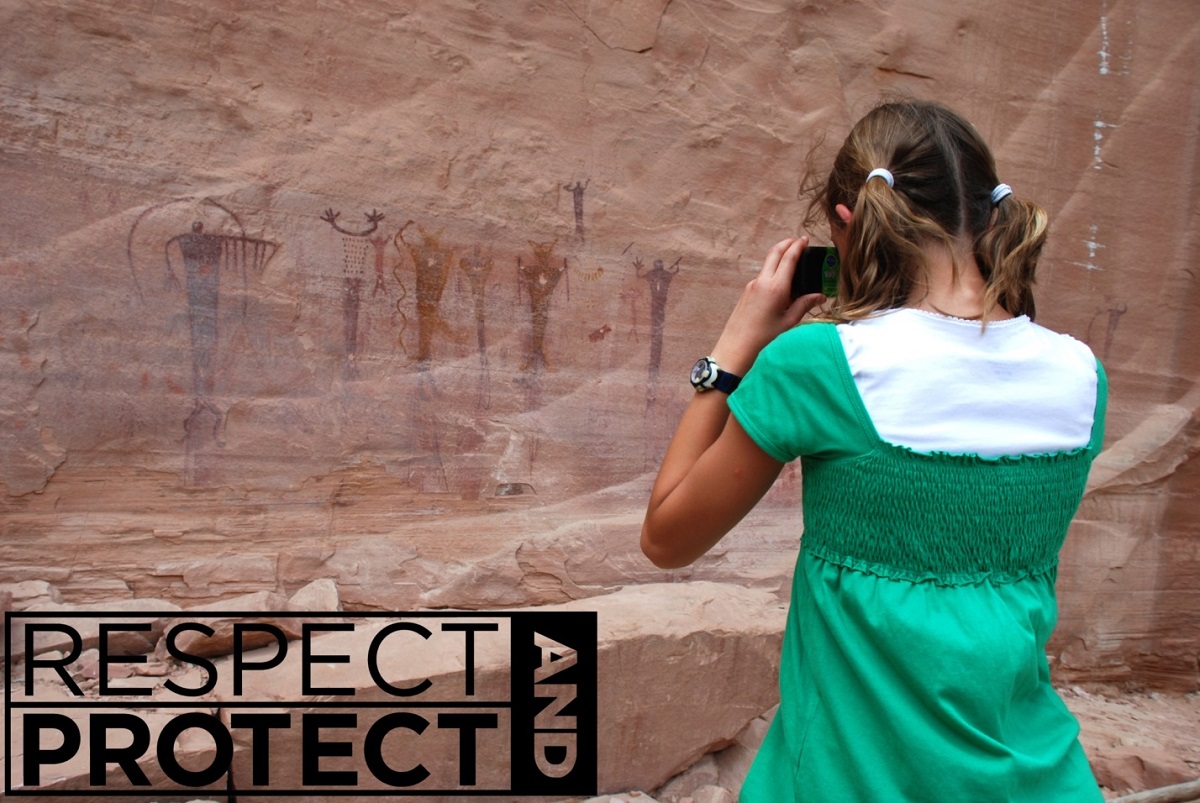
[837,174,947,320]
[976,193,1048,320]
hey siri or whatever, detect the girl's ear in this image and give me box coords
[830,203,855,255]
[834,203,854,228]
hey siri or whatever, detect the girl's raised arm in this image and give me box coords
[640,237,825,568]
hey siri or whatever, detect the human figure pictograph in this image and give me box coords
[154,209,278,483]
[320,208,385,363]
[1086,301,1128,361]
[564,179,590,240]
[517,240,569,372]
[396,220,458,365]
[636,256,680,386]
[460,244,495,407]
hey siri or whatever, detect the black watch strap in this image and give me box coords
[710,369,741,393]
[691,357,742,394]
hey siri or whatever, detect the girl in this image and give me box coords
[641,100,1106,801]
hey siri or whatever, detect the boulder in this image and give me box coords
[1090,746,1198,795]
[174,582,785,795]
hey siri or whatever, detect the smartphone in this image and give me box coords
[791,245,840,299]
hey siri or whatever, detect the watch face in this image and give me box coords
[690,358,710,385]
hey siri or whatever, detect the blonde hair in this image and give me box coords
[803,100,1048,322]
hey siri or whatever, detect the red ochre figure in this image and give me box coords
[517,240,569,372]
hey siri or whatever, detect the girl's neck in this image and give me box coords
[906,239,1013,323]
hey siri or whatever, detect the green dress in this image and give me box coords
[728,322,1106,802]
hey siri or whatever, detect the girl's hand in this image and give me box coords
[709,237,826,375]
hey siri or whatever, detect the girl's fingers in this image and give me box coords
[714,241,820,371]
[760,238,800,277]
[762,237,808,282]
[790,292,826,320]
[777,237,807,281]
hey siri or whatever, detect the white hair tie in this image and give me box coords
[991,183,1013,204]
[866,168,895,187]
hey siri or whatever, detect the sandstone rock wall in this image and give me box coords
[1,0,1197,693]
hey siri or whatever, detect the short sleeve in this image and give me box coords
[1089,359,1108,457]
[728,323,876,462]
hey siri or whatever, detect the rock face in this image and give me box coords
[0,0,1197,765]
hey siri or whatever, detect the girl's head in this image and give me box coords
[806,99,1048,321]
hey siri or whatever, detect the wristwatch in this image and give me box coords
[690,356,741,394]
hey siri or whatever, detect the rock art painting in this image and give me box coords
[564,179,589,240]
[319,208,388,366]
[588,323,612,342]
[128,198,279,483]
[575,263,605,283]
[517,240,569,372]
[396,221,458,366]
[459,245,495,408]
[1086,301,1128,361]
[617,243,642,342]
[636,256,680,398]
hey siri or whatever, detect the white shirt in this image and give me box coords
[837,309,1099,458]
